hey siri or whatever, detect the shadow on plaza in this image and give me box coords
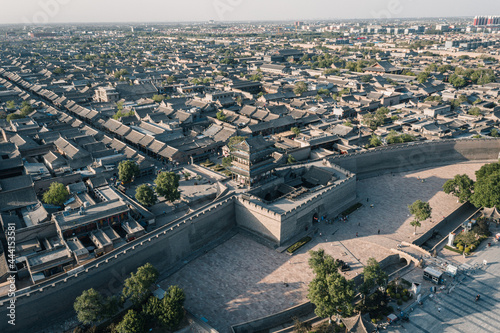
[321,175,448,243]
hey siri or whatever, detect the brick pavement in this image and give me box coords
[159,161,491,332]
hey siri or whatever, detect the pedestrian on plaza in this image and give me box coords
[358,222,360,227]
[378,229,381,235]
[356,232,358,237]
[438,307,441,313]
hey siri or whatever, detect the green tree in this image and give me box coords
[216,111,227,122]
[73,288,105,325]
[471,162,500,208]
[115,310,145,333]
[410,220,421,235]
[116,101,124,111]
[491,129,499,137]
[409,200,431,234]
[222,156,232,167]
[361,75,372,83]
[468,107,482,116]
[227,136,246,151]
[368,135,382,148]
[118,160,140,183]
[122,263,159,306]
[53,67,65,74]
[166,76,177,84]
[42,182,69,206]
[135,184,157,206]
[363,257,388,290]
[287,154,296,164]
[159,285,186,329]
[154,172,180,202]
[6,113,24,122]
[294,81,308,96]
[449,74,466,88]
[291,127,301,136]
[6,100,15,109]
[307,249,355,320]
[417,71,430,84]
[443,174,474,203]
[308,269,355,320]
[308,249,339,278]
[152,94,165,103]
[362,113,381,130]
[20,104,34,116]
[143,295,163,322]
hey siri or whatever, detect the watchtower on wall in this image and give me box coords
[228,136,276,188]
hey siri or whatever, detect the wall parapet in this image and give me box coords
[0,195,236,306]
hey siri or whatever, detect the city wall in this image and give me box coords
[329,138,500,178]
[0,197,236,333]
[280,176,357,244]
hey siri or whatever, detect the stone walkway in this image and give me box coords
[387,238,500,333]
[159,161,490,332]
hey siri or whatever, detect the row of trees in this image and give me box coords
[362,107,390,130]
[308,250,388,321]
[74,263,186,332]
[117,160,180,207]
[135,171,180,207]
[3,100,34,122]
[444,162,500,209]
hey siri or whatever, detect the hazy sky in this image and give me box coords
[3,0,499,25]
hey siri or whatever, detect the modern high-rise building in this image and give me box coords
[473,16,500,26]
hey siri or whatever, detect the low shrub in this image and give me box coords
[458,245,464,252]
[339,323,344,328]
[464,247,471,254]
[444,245,462,254]
[286,236,312,254]
[402,296,408,302]
[397,299,403,306]
[395,293,401,299]
[341,203,362,217]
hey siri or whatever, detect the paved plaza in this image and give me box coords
[159,161,492,332]
[388,240,500,333]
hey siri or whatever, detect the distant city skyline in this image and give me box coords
[2,0,499,25]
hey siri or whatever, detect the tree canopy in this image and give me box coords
[118,160,140,183]
[293,81,308,96]
[135,184,157,207]
[115,310,144,333]
[122,263,159,306]
[408,200,431,234]
[307,249,354,319]
[74,288,105,325]
[443,174,474,203]
[409,200,432,222]
[154,172,180,202]
[363,257,388,291]
[471,162,500,209]
[152,94,165,103]
[42,182,69,206]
